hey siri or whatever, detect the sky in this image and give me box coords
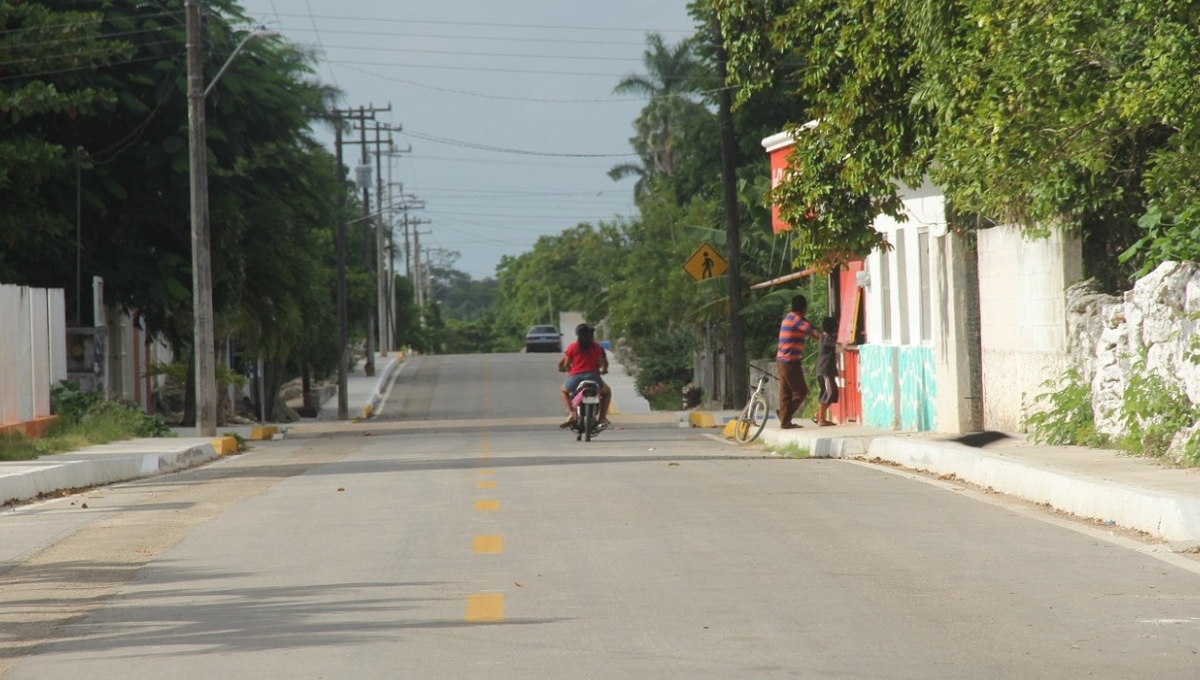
[233,0,699,281]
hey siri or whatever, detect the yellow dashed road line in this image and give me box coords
[465,593,504,622]
[473,535,504,554]
[467,432,505,622]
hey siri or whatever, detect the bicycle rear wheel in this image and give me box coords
[734,396,769,443]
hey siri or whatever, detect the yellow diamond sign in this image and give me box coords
[682,243,728,281]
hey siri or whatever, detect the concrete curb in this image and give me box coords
[359,353,403,419]
[1,439,218,506]
[866,436,1200,543]
[752,423,1200,542]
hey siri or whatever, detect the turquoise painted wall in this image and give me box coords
[858,345,896,429]
[898,346,937,431]
[857,344,938,432]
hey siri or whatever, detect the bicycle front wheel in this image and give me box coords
[734,396,769,443]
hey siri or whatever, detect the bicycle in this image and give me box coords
[733,372,772,443]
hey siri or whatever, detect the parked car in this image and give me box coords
[524,325,562,353]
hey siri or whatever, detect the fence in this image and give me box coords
[0,284,67,434]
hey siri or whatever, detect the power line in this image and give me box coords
[319,43,642,63]
[278,26,648,47]
[0,25,176,52]
[301,0,338,88]
[401,129,635,158]
[326,58,638,79]
[331,61,648,104]
[260,12,692,35]
[0,39,177,69]
[0,50,185,82]
[0,8,179,38]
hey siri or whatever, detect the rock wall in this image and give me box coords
[1065,262,1200,450]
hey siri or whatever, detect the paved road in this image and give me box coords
[3,354,1199,678]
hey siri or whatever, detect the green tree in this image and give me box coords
[610,33,712,198]
[3,0,360,425]
[713,0,1200,289]
[0,1,133,289]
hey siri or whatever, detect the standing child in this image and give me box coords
[815,316,839,426]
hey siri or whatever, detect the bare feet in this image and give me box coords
[780,422,802,430]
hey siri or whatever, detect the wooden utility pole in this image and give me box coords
[185,0,217,436]
[713,18,748,408]
[330,105,387,418]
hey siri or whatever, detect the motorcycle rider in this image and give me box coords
[557,323,612,428]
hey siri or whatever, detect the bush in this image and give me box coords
[52,381,175,438]
[1121,364,1196,460]
[633,329,694,405]
[1025,368,1108,447]
[51,381,105,424]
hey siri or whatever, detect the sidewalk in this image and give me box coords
[686,410,1200,544]
[0,352,404,509]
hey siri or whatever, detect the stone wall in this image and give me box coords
[1064,262,1200,455]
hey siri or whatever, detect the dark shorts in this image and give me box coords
[565,372,605,393]
[818,375,839,405]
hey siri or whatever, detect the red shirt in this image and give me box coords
[564,341,605,375]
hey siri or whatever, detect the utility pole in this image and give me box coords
[358,107,374,377]
[713,17,748,408]
[412,228,423,310]
[376,130,410,353]
[341,107,394,377]
[405,215,430,302]
[330,104,386,419]
[185,6,276,435]
[185,0,217,435]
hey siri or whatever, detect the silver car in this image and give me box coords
[524,325,562,353]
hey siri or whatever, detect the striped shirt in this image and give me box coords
[777,312,814,363]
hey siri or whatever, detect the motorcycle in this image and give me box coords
[568,379,605,442]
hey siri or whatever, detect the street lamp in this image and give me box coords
[186,0,277,436]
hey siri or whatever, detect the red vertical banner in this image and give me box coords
[763,132,795,234]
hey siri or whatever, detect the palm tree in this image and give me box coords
[610,34,708,193]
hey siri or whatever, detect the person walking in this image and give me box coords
[776,295,822,429]
[815,316,839,426]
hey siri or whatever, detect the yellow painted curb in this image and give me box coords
[211,436,240,456]
[722,420,739,439]
[688,411,719,428]
[249,426,279,441]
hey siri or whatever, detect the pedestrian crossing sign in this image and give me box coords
[682,242,728,281]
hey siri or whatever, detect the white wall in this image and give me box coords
[861,182,977,432]
[0,284,65,425]
[977,225,1083,430]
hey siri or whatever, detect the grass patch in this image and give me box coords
[765,441,811,459]
[0,383,176,462]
